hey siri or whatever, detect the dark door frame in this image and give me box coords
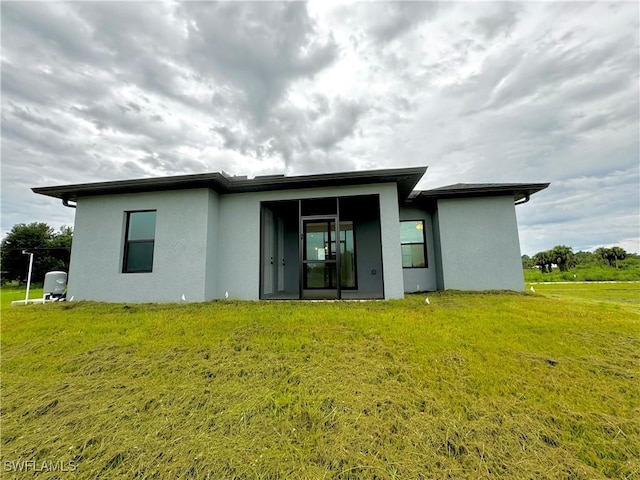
[300,215,341,299]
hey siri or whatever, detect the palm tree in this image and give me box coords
[610,247,627,269]
[595,247,610,266]
[595,246,627,268]
[533,250,553,273]
[551,245,576,272]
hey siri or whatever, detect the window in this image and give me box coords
[123,211,156,273]
[400,220,427,268]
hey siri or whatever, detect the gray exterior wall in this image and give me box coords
[282,221,299,293]
[431,208,444,291]
[204,190,220,300]
[68,189,215,303]
[377,185,404,299]
[436,196,524,291]
[353,214,383,296]
[399,207,437,292]
[68,183,404,302]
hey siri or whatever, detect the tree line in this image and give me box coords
[522,245,630,273]
[1,222,73,284]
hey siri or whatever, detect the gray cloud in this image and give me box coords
[484,37,635,113]
[347,2,442,44]
[1,2,99,65]
[178,2,337,124]
[516,166,640,254]
[5,104,66,134]
[308,100,364,151]
[473,3,521,40]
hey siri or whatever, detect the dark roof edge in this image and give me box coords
[407,182,550,204]
[32,166,428,202]
[32,172,232,201]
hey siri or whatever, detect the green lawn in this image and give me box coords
[1,286,639,479]
[528,282,640,310]
[1,285,44,305]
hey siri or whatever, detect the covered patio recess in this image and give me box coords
[260,195,384,300]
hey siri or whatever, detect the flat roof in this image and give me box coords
[407,182,550,204]
[32,166,428,202]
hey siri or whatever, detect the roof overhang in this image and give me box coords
[406,182,550,207]
[32,166,428,203]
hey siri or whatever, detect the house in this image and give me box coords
[32,166,548,302]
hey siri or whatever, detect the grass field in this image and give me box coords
[1,285,44,305]
[523,259,640,283]
[1,285,639,479]
[529,282,640,309]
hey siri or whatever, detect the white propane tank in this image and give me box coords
[43,271,67,299]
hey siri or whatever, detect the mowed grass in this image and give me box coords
[1,285,44,305]
[529,282,640,310]
[1,287,639,479]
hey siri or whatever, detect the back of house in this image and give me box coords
[33,166,548,302]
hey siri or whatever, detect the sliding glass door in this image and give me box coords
[301,218,356,299]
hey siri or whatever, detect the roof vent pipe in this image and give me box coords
[62,198,77,209]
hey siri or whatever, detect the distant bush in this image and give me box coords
[1,223,72,284]
[524,256,640,282]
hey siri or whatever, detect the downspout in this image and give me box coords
[61,198,76,299]
[23,250,34,303]
[514,194,530,206]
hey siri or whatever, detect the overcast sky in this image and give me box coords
[1,1,638,255]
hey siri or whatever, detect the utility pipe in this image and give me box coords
[23,250,34,303]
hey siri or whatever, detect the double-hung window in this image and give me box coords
[400,220,427,268]
[123,211,156,273]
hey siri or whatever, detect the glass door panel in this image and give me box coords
[303,219,337,290]
[305,221,335,261]
[339,221,356,288]
[304,263,336,288]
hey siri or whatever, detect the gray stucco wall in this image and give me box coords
[353,215,384,295]
[68,189,214,303]
[377,185,404,299]
[432,208,444,291]
[204,190,220,300]
[436,196,524,291]
[398,207,437,292]
[214,183,404,300]
[67,183,404,302]
[283,221,299,293]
